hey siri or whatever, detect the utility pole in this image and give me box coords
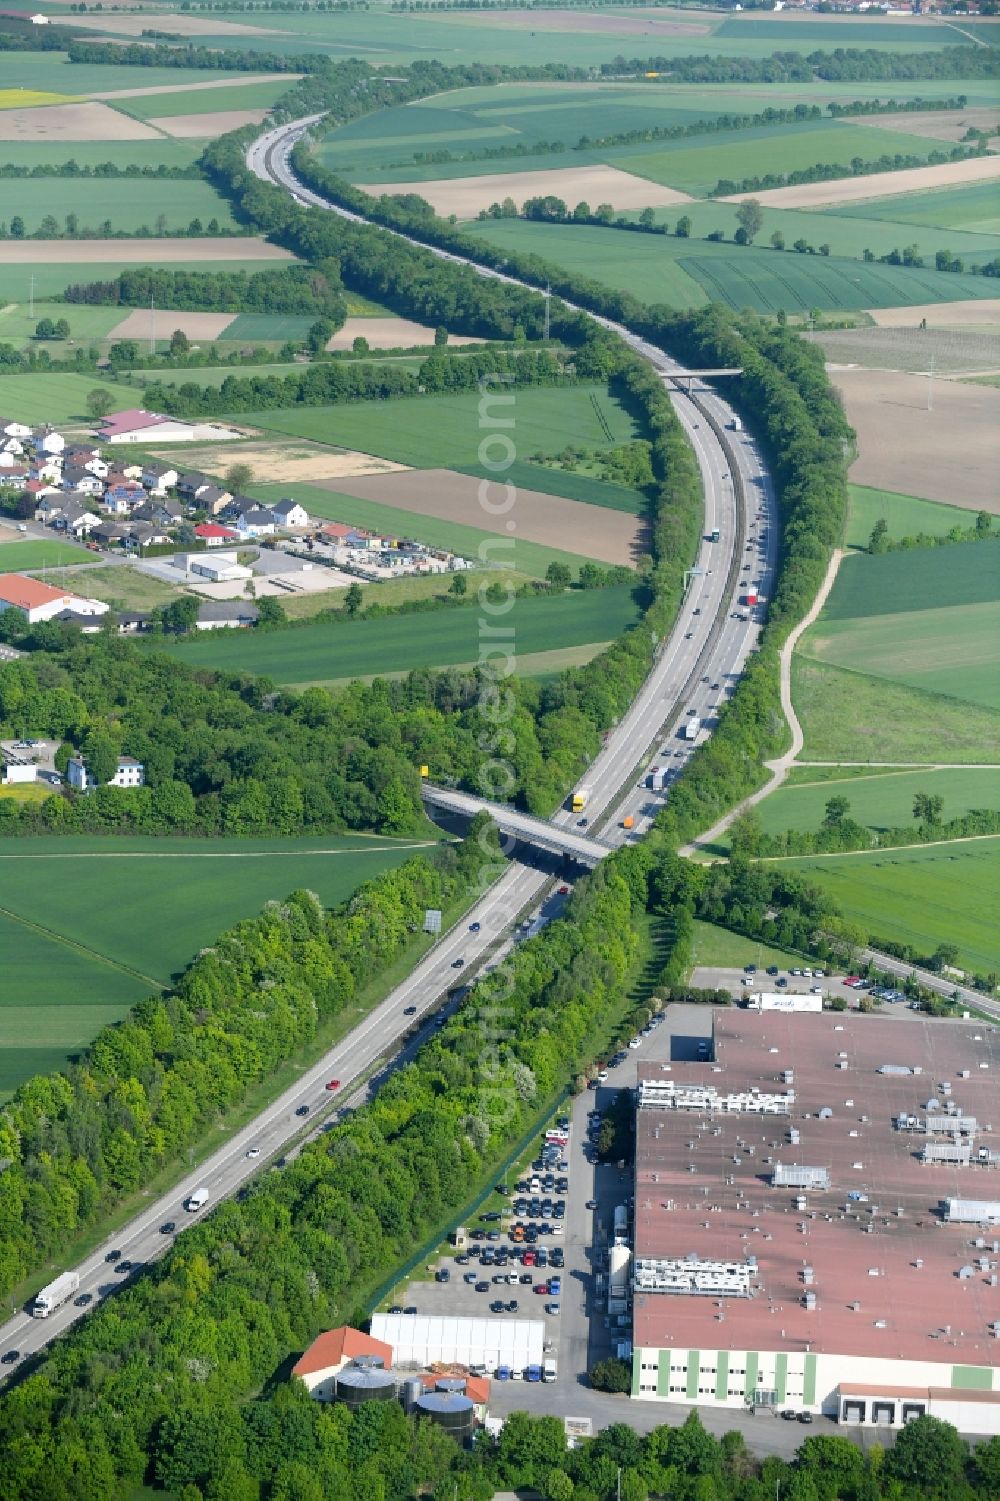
[544,280,550,342]
[28,273,34,322]
[150,293,156,358]
[927,351,935,413]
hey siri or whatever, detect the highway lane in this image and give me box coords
[0,118,771,1374]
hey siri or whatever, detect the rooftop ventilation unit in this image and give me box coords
[772,1164,831,1190]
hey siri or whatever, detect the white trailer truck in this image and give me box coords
[33,1270,80,1318]
[683,717,701,741]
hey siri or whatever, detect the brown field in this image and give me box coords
[723,155,1000,209]
[327,317,484,351]
[68,13,282,37]
[314,467,647,567]
[855,106,1000,145]
[92,73,298,101]
[107,309,237,342]
[158,440,408,485]
[810,325,1000,376]
[870,299,1000,329]
[0,238,294,264]
[361,165,692,220]
[830,367,1000,511]
[0,100,159,142]
[151,109,271,138]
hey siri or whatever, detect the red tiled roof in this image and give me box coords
[292,1326,393,1379]
[0,573,72,609]
[99,409,172,438]
[195,523,238,539]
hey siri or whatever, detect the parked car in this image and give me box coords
[475,1281,490,1293]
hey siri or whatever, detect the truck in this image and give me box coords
[747,992,822,1014]
[542,1358,558,1383]
[32,1270,79,1319]
[728,416,742,433]
[743,591,759,607]
[524,1364,542,1383]
[571,787,590,813]
[622,814,635,831]
[683,717,701,741]
[184,1187,210,1212]
[613,1204,628,1237]
[709,527,721,543]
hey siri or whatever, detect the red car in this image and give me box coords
[558,885,570,895]
[325,1079,340,1091]
[534,1282,549,1295]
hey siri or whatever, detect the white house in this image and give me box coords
[32,428,65,456]
[67,755,144,791]
[233,506,275,538]
[270,498,309,529]
[0,419,31,440]
[195,601,259,630]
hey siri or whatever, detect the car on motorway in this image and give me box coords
[577,816,588,827]
[325,1079,340,1091]
[295,1104,309,1116]
[105,1250,121,1263]
[558,885,570,895]
[469,921,481,933]
[73,1293,93,1308]
[451,957,465,969]
[246,1147,261,1159]
[0,1350,19,1365]
[114,1260,132,1275]
[766,965,779,976]
[684,631,693,639]
[403,1005,417,1015]
[160,1221,176,1235]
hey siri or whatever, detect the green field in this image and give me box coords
[0,139,203,171]
[792,657,1000,765]
[0,372,141,424]
[831,181,1000,237]
[0,54,261,96]
[460,460,647,517]
[757,767,1000,837]
[0,177,238,234]
[0,299,127,349]
[820,540,999,621]
[114,79,290,120]
[251,480,599,582]
[845,484,983,549]
[0,832,430,1097]
[690,919,810,974]
[145,584,641,685]
[774,837,1000,974]
[30,564,185,611]
[247,383,640,469]
[0,538,92,570]
[466,219,1000,315]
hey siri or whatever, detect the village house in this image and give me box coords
[62,467,105,498]
[194,522,239,548]
[103,482,147,516]
[270,497,310,529]
[53,501,101,539]
[67,755,145,791]
[132,496,183,528]
[0,419,31,441]
[141,462,179,494]
[232,505,275,539]
[196,600,260,630]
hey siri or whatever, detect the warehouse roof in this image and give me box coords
[632,1013,1000,1365]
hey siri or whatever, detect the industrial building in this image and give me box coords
[627,1012,1000,1433]
[371,1312,544,1376]
[291,1324,490,1441]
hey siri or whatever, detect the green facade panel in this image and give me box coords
[657,1350,671,1399]
[632,1348,642,1397]
[775,1353,788,1403]
[745,1351,759,1400]
[716,1352,729,1402]
[952,1364,993,1390]
[803,1353,817,1407]
[687,1350,699,1400]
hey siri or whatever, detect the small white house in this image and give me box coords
[270,498,309,529]
[3,762,37,785]
[67,755,144,791]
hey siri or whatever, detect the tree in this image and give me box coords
[225,463,254,496]
[675,214,692,238]
[930,943,960,972]
[344,582,364,617]
[54,318,70,339]
[546,561,572,589]
[818,243,831,256]
[589,1356,631,1393]
[735,198,764,244]
[34,317,56,339]
[639,207,656,228]
[86,387,115,420]
[352,335,370,356]
[823,795,851,826]
[449,573,467,597]
[913,791,944,825]
[433,324,448,346]
[9,215,24,239]
[170,328,190,356]
[884,1415,967,1494]
[770,229,785,250]
[109,339,139,366]
[160,595,200,635]
[256,597,287,628]
[975,509,992,538]
[307,317,334,355]
[868,517,889,553]
[65,212,78,235]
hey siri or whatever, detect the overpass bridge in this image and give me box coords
[421,784,610,867]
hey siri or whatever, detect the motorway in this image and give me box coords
[0,118,774,1373]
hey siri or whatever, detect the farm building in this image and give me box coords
[98,410,242,445]
[628,1014,1000,1431]
[0,574,107,625]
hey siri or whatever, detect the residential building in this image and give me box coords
[54,502,101,538]
[67,755,145,791]
[196,484,231,516]
[90,522,129,548]
[0,466,28,490]
[233,506,275,538]
[53,609,104,634]
[141,463,179,494]
[62,467,105,497]
[117,610,151,634]
[0,419,31,440]
[131,497,183,527]
[31,427,65,456]
[270,497,309,529]
[103,483,147,515]
[194,522,239,548]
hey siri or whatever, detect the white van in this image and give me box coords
[184,1187,210,1212]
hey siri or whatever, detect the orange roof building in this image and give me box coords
[0,572,79,624]
[292,1326,394,1399]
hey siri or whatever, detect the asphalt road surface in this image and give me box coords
[0,119,774,1374]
